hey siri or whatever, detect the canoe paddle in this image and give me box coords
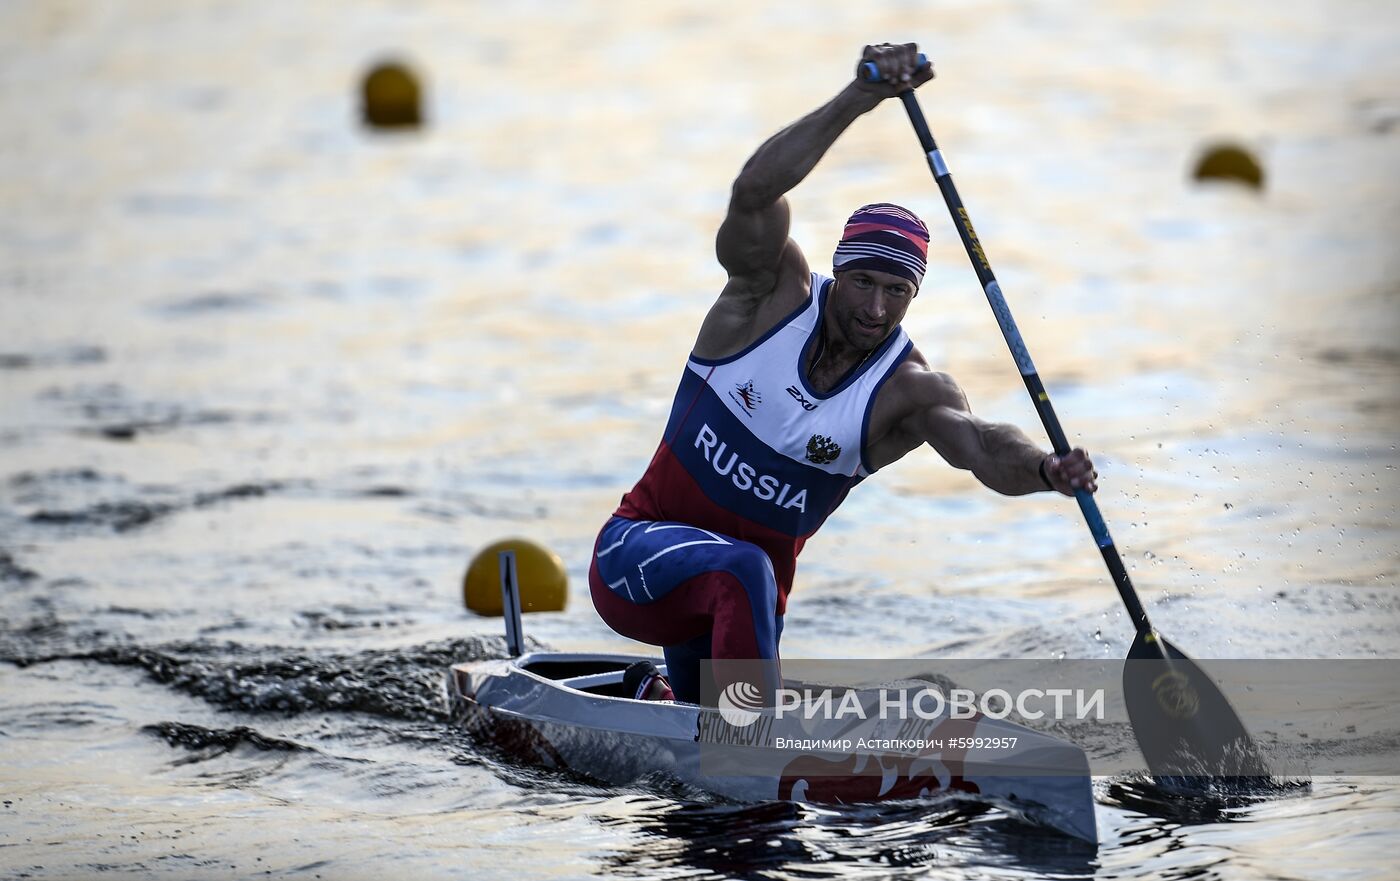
[865,59,1269,781]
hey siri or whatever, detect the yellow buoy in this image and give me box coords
[1191,143,1265,191]
[463,538,568,615]
[361,60,424,130]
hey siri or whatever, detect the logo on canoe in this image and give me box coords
[805,434,841,465]
[729,380,762,416]
[779,752,982,803]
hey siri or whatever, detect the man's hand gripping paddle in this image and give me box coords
[865,57,1270,782]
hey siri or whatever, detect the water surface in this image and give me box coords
[2,1,1398,878]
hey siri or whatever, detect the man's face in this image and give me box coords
[829,269,917,351]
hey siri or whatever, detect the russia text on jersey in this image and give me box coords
[695,423,809,513]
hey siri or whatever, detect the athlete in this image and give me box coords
[592,43,1098,704]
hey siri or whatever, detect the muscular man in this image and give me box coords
[591,43,1098,703]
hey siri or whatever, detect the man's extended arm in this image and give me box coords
[902,370,1098,497]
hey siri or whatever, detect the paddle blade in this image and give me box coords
[1122,632,1271,781]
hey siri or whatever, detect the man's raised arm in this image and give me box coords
[715,44,933,302]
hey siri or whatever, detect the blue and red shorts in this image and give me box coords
[588,515,783,703]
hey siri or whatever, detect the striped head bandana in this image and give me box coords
[831,202,930,287]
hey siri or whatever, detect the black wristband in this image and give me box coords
[1038,456,1055,490]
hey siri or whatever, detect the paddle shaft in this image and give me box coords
[894,89,1154,637]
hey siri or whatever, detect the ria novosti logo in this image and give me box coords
[716,684,1108,725]
[717,680,766,727]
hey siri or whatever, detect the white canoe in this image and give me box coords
[445,651,1098,843]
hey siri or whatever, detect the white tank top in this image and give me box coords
[686,272,912,483]
[614,272,915,603]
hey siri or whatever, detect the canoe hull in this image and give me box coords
[446,652,1097,843]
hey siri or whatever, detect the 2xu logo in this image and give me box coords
[786,385,817,411]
